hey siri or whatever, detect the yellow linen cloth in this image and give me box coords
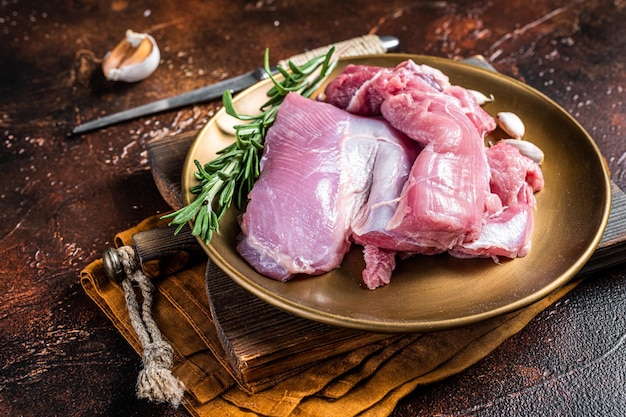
[80,214,581,417]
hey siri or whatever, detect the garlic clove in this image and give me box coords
[496,111,525,139]
[102,29,160,82]
[501,138,544,164]
[216,113,243,136]
[216,90,268,136]
[469,89,494,105]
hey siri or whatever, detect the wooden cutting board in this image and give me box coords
[204,262,402,392]
[146,130,626,393]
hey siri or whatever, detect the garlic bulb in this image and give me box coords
[102,29,160,82]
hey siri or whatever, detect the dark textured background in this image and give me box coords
[1,1,625,415]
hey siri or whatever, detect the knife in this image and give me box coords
[102,223,204,283]
[72,35,399,135]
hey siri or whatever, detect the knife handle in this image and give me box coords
[102,224,205,283]
[277,34,398,67]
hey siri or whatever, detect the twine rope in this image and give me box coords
[117,246,186,408]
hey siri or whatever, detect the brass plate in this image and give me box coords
[183,54,611,332]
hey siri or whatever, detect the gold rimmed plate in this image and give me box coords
[182,54,611,332]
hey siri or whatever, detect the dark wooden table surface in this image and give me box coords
[2,1,626,415]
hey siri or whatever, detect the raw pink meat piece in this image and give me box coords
[486,141,545,207]
[450,142,545,259]
[381,94,491,251]
[361,245,396,289]
[324,64,386,116]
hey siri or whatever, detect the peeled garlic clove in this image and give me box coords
[216,89,268,136]
[469,89,494,105]
[501,138,544,164]
[496,111,525,139]
[102,29,160,82]
[217,113,243,136]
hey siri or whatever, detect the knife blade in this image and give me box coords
[72,35,399,135]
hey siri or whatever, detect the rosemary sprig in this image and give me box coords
[163,47,338,245]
